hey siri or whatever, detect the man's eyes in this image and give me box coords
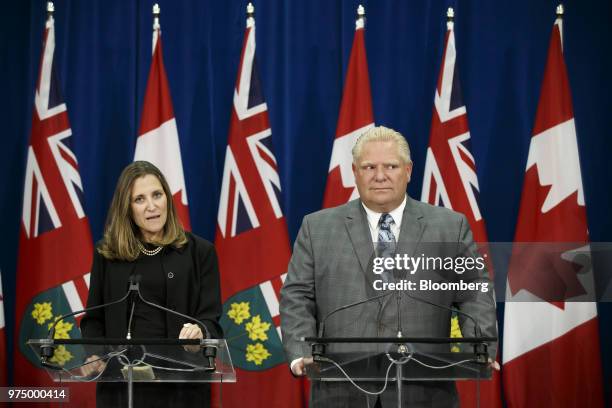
[361,164,398,170]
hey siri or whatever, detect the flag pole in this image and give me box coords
[446,7,454,29]
[556,3,564,17]
[356,4,365,29]
[152,3,160,53]
[555,4,564,49]
[47,1,54,16]
[247,2,255,27]
[153,3,160,30]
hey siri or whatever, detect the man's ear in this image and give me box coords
[406,161,413,182]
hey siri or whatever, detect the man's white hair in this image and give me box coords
[352,126,412,164]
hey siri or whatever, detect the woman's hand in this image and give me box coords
[179,323,204,352]
[81,355,106,376]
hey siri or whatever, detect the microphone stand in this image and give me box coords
[130,278,218,370]
[314,292,392,359]
[42,289,133,368]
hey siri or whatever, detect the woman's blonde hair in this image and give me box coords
[98,161,187,261]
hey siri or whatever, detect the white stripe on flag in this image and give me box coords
[280,273,287,283]
[62,281,84,313]
[276,326,282,340]
[83,273,91,288]
[260,280,279,318]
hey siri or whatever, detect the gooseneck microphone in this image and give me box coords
[128,274,217,369]
[42,282,135,368]
[126,275,141,340]
[401,291,490,363]
[318,292,393,338]
[313,292,392,358]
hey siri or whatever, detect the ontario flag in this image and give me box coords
[134,10,191,230]
[322,8,374,208]
[502,9,604,407]
[14,10,95,407]
[420,9,502,407]
[214,9,305,408]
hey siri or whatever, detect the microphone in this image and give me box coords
[313,292,392,359]
[318,292,392,338]
[401,291,490,363]
[129,279,217,370]
[42,283,134,368]
[126,275,141,340]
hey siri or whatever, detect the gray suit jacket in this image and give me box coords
[280,197,497,407]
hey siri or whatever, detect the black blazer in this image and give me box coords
[80,232,222,339]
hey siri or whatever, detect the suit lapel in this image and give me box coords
[344,200,376,288]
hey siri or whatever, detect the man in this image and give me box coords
[280,126,497,407]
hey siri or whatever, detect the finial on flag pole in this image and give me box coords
[46,2,54,22]
[153,3,160,30]
[447,7,454,21]
[556,4,564,17]
[356,4,366,30]
[446,7,454,29]
[247,2,255,27]
[47,1,54,16]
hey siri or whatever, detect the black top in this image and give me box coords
[81,232,222,340]
[129,247,167,338]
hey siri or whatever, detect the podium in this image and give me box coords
[28,338,235,408]
[303,336,494,408]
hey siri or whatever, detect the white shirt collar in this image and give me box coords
[362,195,407,239]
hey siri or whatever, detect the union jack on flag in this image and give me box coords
[22,15,86,239]
[15,9,95,406]
[214,8,305,407]
[420,15,486,240]
[216,23,283,239]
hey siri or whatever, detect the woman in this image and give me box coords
[80,161,222,407]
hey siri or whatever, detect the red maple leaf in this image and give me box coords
[508,165,589,308]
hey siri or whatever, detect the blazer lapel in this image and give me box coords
[344,200,376,288]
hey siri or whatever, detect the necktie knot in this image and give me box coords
[377,213,395,244]
[379,213,394,230]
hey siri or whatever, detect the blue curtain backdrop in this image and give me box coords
[1,0,611,401]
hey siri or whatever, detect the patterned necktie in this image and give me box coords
[377,213,396,247]
[376,214,396,283]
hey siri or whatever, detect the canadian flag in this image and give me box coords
[502,9,604,407]
[322,8,374,208]
[134,11,191,230]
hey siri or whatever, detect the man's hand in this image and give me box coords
[179,323,204,352]
[290,357,313,376]
[488,358,500,371]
